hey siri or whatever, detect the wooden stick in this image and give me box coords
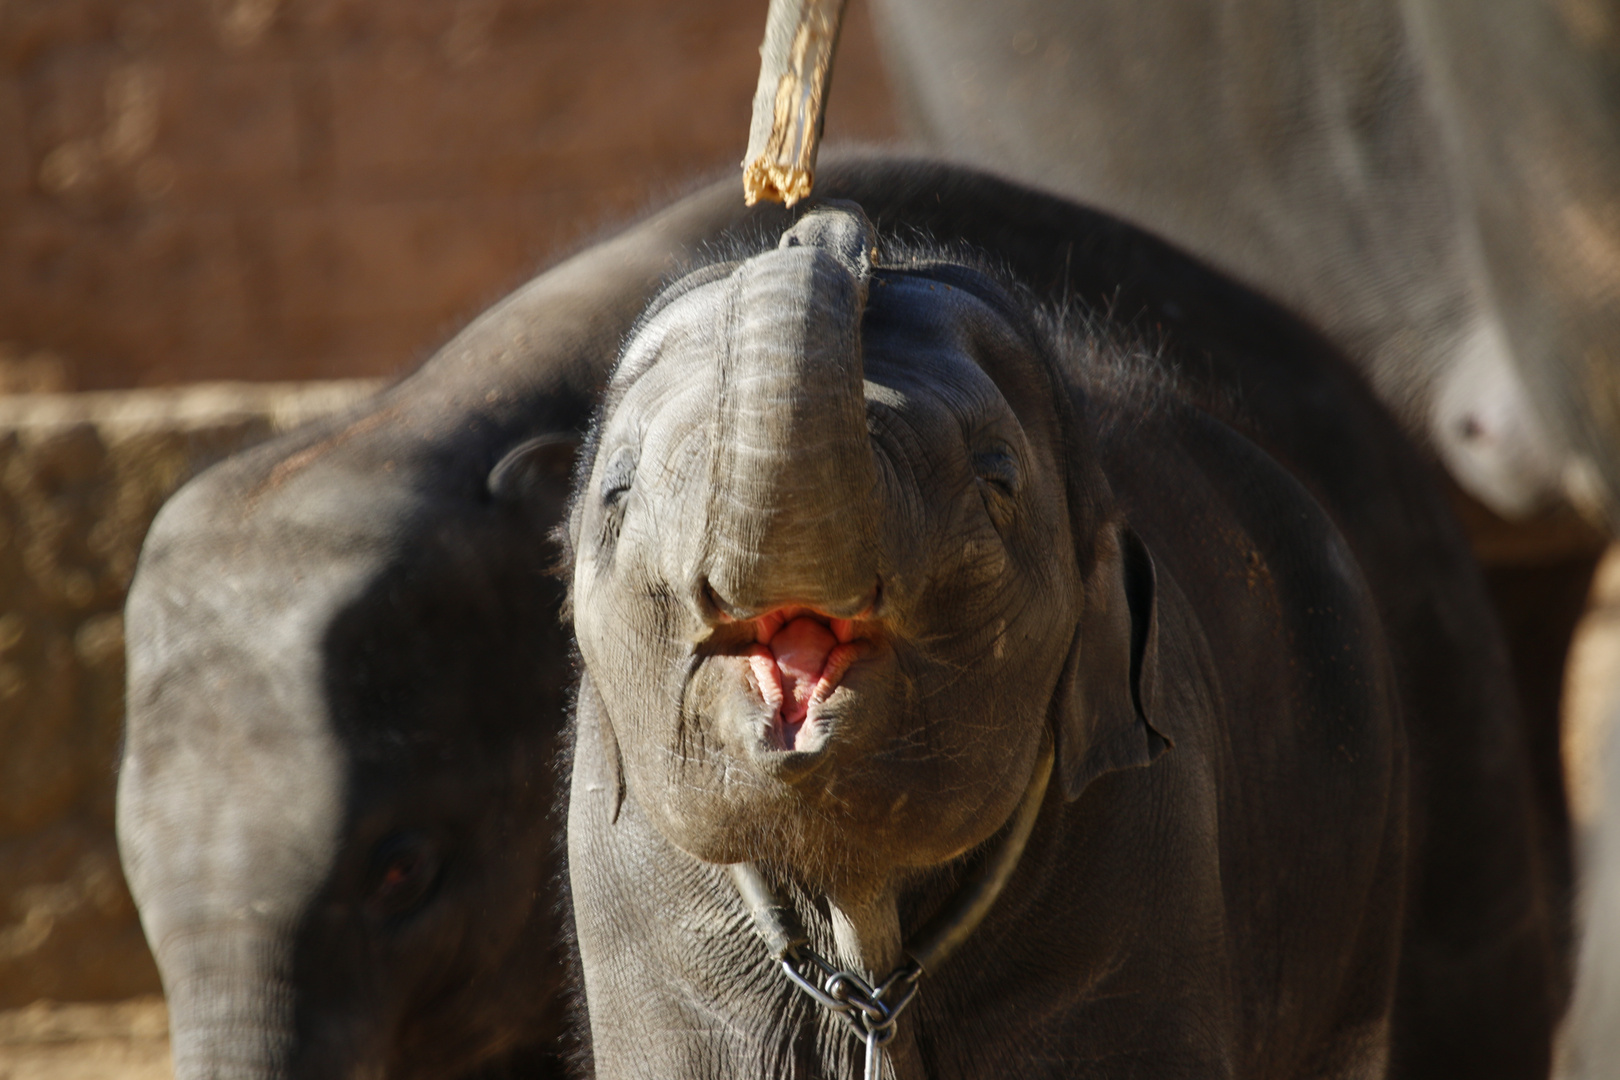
[742,0,849,207]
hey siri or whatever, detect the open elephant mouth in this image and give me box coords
[728,607,877,752]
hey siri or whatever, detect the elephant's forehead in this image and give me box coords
[863,276,1034,418]
[600,358,718,464]
[863,335,1008,420]
[613,282,727,392]
[617,266,1022,417]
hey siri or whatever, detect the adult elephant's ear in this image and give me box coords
[1053,522,1170,800]
[489,433,580,499]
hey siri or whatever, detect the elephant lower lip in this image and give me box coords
[750,670,853,753]
[744,611,872,751]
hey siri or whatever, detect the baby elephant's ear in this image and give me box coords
[1054,522,1170,801]
[575,672,627,825]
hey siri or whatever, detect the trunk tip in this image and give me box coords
[779,201,878,282]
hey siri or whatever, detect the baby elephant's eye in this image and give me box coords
[599,447,638,505]
[972,444,1022,498]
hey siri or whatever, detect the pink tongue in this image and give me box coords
[769,617,838,720]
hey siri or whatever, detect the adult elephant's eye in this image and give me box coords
[599,446,638,505]
[365,832,444,922]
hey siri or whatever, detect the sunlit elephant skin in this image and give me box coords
[565,203,1560,1078]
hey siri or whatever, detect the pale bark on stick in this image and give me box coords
[742,0,849,207]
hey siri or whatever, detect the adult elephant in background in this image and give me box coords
[869,0,1620,533]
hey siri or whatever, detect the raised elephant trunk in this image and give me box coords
[701,206,883,619]
[161,927,295,1080]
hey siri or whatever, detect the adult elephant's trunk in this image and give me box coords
[702,206,883,618]
[161,926,296,1080]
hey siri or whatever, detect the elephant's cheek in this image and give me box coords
[697,656,778,760]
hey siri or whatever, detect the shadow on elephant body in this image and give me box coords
[304,506,577,1078]
[563,205,1560,1078]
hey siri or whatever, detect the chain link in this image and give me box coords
[780,945,922,1079]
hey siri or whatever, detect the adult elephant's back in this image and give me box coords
[868,0,1620,530]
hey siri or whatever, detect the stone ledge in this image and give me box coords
[0,380,380,1006]
[0,381,385,434]
[0,996,170,1080]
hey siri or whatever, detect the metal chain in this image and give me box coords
[729,744,1054,1079]
[779,945,922,1080]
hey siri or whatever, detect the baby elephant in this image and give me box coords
[563,203,1559,1078]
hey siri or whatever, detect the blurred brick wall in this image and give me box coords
[0,0,898,390]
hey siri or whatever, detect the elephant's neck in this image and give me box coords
[825,887,928,1080]
[828,888,903,979]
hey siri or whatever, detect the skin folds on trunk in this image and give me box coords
[701,227,884,619]
[161,927,295,1080]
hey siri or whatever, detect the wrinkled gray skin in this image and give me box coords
[567,204,1559,1078]
[870,0,1620,526]
[119,156,1570,1078]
